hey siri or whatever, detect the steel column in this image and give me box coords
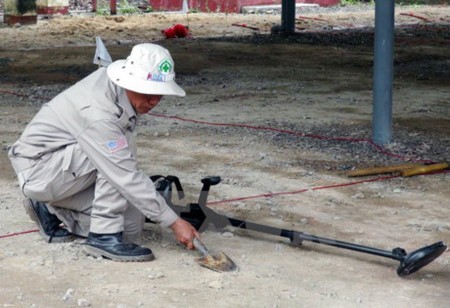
[282,0,296,33]
[273,0,296,33]
[372,1,395,145]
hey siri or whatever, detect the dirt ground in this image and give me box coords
[0,5,449,308]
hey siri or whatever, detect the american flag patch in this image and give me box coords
[106,136,128,153]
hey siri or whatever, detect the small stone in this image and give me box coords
[208,281,222,289]
[148,272,165,279]
[351,193,365,199]
[222,232,234,237]
[77,298,90,307]
[62,288,74,301]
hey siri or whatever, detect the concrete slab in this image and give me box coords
[241,3,319,14]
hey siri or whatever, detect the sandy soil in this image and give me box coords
[0,5,449,308]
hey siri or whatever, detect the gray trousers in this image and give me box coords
[14,143,144,240]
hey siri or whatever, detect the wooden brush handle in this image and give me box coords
[400,162,449,177]
[347,163,422,177]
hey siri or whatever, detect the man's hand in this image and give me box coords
[169,218,200,250]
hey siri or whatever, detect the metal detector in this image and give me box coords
[149,175,447,277]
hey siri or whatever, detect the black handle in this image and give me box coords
[201,176,221,187]
[166,175,185,200]
[198,176,221,207]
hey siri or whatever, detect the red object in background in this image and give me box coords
[162,24,190,39]
[162,27,177,38]
[173,24,190,37]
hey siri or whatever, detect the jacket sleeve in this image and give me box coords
[75,118,179,227]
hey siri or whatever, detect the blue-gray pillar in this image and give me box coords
[372,1,395,145]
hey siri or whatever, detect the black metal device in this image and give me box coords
[149,175,447,277]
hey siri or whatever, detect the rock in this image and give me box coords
[208,280,223,289]
[62,288,74,301]
[148,272,165,279]
[351,193,365,199]
[77,298,90,307]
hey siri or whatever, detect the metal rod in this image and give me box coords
[227,217,401,261]
[297,232,401,260]
[372,0,395,145]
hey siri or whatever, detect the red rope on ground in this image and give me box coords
[231,23,260,31]
[400,12,432,22]
[2,170,448,239]
[208,174,400,205]
[0,89,31,98]
[0,89,446,239]
[148,112,433,163]
[0,89,436,163]
[0,229,38,239]
[0,89,50,101]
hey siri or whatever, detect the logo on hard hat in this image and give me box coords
[147,59,175,82]
[158,59,173,74]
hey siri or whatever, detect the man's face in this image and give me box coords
[125,90,163,114]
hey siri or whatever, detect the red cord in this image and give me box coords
[148,112,433,163]
[0,89,50,101]
[0,89,436,163]
[2,170,447,238]
[399,12,432,22]
[208,174,400,205]
[0,89,446,239]
[0,89,31,98]
[0,229,38,239]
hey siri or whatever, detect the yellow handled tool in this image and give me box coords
[400,162,449,177]
[347,163,422,177]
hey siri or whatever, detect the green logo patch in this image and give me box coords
[158,59,173,74]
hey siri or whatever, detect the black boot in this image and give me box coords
[23,199,74,243]
[84,232,155,262]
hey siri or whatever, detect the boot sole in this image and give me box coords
[83,245,155,262]
[23,199,75,243]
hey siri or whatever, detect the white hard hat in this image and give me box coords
[107,43,185,97]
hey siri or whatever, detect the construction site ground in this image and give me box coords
[0,4,449,307]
